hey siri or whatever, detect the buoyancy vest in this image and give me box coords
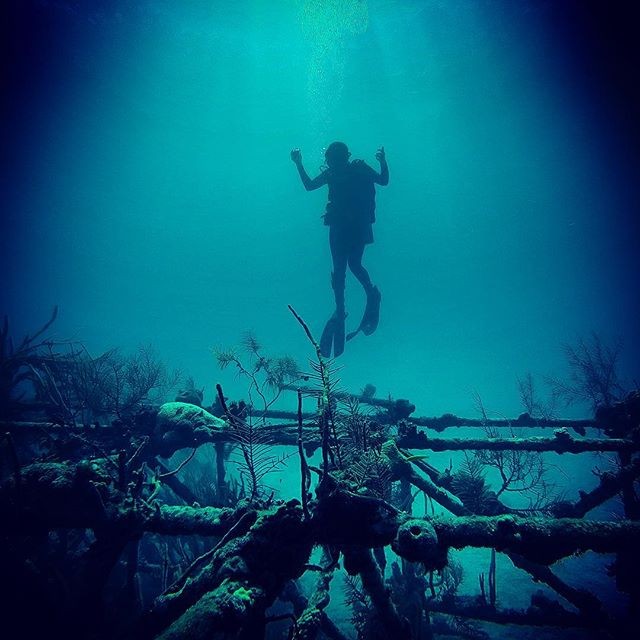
[323,160,376,227]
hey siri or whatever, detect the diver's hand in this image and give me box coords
[376,146,386,163]
[290,148,302,164]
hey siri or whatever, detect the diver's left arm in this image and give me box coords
[375,146,389,185]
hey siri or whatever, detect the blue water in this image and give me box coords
[3,0,637,416]
[2,1,638,637]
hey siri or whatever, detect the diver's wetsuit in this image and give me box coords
[320,160,379,309]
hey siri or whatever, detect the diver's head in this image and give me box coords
[325,141,351,168]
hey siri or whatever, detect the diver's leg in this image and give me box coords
[321,229,348,357]
[330,230,348,312]
[347,243,374,294]
[347,242,380,337]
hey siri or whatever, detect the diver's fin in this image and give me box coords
[361,286,381,336]
[333,311,345,357]
[319,314,335,358]
[346,327,361,342]
[320,310,347,358]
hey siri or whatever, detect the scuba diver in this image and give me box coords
[291,141,389,357]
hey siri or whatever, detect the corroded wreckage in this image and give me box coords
[1,310,639,639]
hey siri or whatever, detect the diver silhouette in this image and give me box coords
[291,141,389,357]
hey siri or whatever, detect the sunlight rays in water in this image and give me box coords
[298,0,369,135]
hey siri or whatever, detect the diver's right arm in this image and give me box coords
[291,149,326,191]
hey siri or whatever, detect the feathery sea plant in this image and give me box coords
[346,448,392,500]
[288,305,343,473]
[213,335,301,501]
[343,574,374,638]
[214,332,299,421]
[450,453,493,513]
[215,383,291,502]
[338,396,390,456]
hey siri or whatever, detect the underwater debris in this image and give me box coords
[343,546,411,639]
[1,321,639,639]
[288,548,337,639]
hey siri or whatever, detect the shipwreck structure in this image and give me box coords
[1,308,638,639]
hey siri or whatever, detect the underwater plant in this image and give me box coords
[517,371,560,421]
[437,557,465,601]
[450,453,496,514]
[343,574,376,639]
[0,306,75,421]
[215,383,291,502]
[288,305,344,474]
[345,447,393,500]
[214,335,302,501]
[470,391,559,511]
[214,332,300,420]
[477,549,496,607]
[68,344,179,421]
[338,396,390,453]
[0,309,179,424]
[474,424,548,498]
[548,333,629,412]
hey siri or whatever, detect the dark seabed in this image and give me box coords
[1,1,639,639]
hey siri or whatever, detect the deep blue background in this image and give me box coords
[2,0,638,416]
